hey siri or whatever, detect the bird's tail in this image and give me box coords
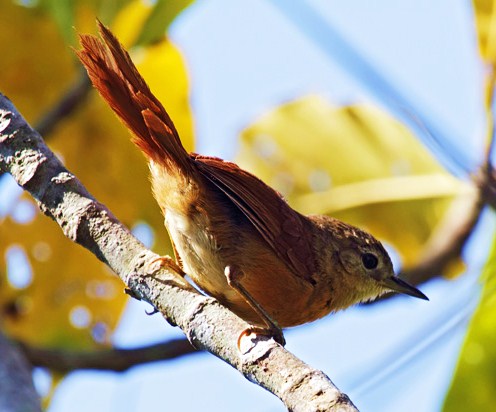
[77,21,191,173]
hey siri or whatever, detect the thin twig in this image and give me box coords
[400,185,483,285]
[367,185,483,302]
[0,333,41,412]
[21,338,198,373]
[34,69,92,137]
[398,60,496,285]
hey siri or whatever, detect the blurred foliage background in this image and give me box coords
[0,0,496,411]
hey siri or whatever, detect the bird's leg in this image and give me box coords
[224,266,286,347]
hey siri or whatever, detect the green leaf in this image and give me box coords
[237,96,470,270]
[134,0,194,45]
[443,238,496,411]
[39,0,75,44]
[97,0,134,24]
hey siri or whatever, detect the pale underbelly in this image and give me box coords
[165,208,240,302]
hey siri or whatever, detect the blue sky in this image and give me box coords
[21,1,491,411]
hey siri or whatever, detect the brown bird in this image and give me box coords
[77,22,427,346]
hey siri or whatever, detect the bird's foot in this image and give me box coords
[145,255,186,277]
[237,325,286,349]
[225,266,286,349]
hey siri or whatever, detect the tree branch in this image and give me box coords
[409,55,496,285]
[395,69,496,287]
[0,93,358,411]
[400,185,483,285]
[21,338,198,373]
[0,332,41,412]
[34,69,92,137]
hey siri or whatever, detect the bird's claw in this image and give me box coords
[145,307,160,316]
[145,256,186,277]
[124,287,141,301]
[237,326,286,350]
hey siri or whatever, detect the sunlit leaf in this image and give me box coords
[134,42,194,146]
[444,4,496,409]
[237,96,471,269]
[135,0,195,45]
[0,205,126,349]
[112,0,195,47]
[34,0,135,44]
[40,0,75,44]
[443,238,496,411]
[473,0,496,64]
[0,1,74,122]
[0,0,193,352]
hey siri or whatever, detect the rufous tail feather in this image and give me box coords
[76,20,191,173]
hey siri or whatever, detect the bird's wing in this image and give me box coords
[194,154,316,284]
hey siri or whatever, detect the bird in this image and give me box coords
[77,21,427,346]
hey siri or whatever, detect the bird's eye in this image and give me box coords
[361,253,379,270]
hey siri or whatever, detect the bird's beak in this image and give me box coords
[381,276,429,301]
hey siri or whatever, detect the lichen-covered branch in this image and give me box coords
[0,93,358,412]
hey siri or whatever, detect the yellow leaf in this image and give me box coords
[0,1,74,123]
[112,0,195,47]
[112,1,154,46]
[0,206,126,349]
[237,96,469,269]
[0,1,194,351]
[473,0,496,64]
[134,41,194,151]
[113,0,195,148]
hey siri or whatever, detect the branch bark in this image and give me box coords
[0,332,41,412]
[0,93,358,411]
[21,338,198,373]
